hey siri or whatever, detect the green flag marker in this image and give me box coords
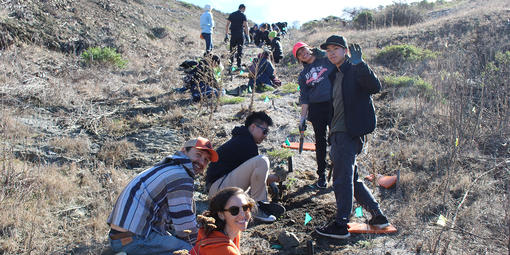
[264,95,269,103]
[271,244,282,250]
[355,207,363,217]
[231,66,236,71]
[305,212,312,225]
[240,70,244,75]
[297,85,300,91]
[285,138,291,146]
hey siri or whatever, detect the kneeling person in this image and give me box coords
[107,137,218,254]
[206,111,283,223]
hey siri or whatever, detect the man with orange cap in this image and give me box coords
[107,137,219,254]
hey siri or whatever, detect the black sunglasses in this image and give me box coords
[224,203,253,216]
[255,124,269,135]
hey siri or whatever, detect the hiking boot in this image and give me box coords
[316,177,327,189]
[226,87,240,96]
[253,206,276,223]
[315,221,350,239]
[368,214,390,228]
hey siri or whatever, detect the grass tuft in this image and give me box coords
[81,46,127,69]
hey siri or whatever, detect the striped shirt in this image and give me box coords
[107,152,198,244]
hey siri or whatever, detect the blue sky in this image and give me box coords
[182,0,423,26]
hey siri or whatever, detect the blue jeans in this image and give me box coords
[330,132,382,226]
[110,230,192,255]
[201,33,212,52]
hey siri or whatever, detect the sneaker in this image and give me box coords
[368,215,390,228]
[253,208,276,223]
[316,178,327,189]
[257,201,286,217]
[315,221,350,239]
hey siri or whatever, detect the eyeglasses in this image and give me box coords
[224,203,253,216]
[255,124,269,135]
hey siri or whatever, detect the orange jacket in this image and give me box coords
[190,228,240,255]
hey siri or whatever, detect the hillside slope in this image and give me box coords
[1,0,509,254]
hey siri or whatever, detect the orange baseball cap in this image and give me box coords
[184,137,219,162]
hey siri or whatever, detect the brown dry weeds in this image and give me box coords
[0,0,509,254]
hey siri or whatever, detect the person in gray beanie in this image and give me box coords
[200,4,214,53]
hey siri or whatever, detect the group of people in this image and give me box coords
[107,3,391,255]
[199,4,284,94]
[200,4,285,66]
[107,111,283,254]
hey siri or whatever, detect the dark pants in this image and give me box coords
[308,101,332,178]
[229,35,244,68]
[201,32,212,52]
[330,132,382,226]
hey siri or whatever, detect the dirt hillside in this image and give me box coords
[1,0,509,254]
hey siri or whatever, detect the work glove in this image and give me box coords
[224,34,229,43]
[348,43,363,65]
[299,116,307,132]
[273,165,288,182]
[272,77,281,87]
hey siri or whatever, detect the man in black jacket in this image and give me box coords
[315,35,390,239]
[206,111,283,223]
[225,4,250,69]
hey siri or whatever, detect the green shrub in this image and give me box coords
[417,0,435,10]
[279,82,299,94]
[220,96,245,105]
[375,44,437,67]
[256,84,275,93]
[377,3,424,27]
[354,10,374,29]
[259,94,281,100]
[382,75,435,98]
[81,47,127,68]
[267,148,293,161]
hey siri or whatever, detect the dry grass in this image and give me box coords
[97,139,138,167]
[0,0,509,254]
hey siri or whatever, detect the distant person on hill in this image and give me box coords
[249,24,259,44]
[225,4,250,70]
[293,41,335,189]
[268,31,282,64]
[200,4,215,53]
[247,49,280,92]
[179,54,220,102]
[107,137,219,254]
[256,23,271,47]
[205,111,286,224]
[190,187,254,255]
[315,35,389,239]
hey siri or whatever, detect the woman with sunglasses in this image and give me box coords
[292,41,336,189]
[190,187,255,255]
